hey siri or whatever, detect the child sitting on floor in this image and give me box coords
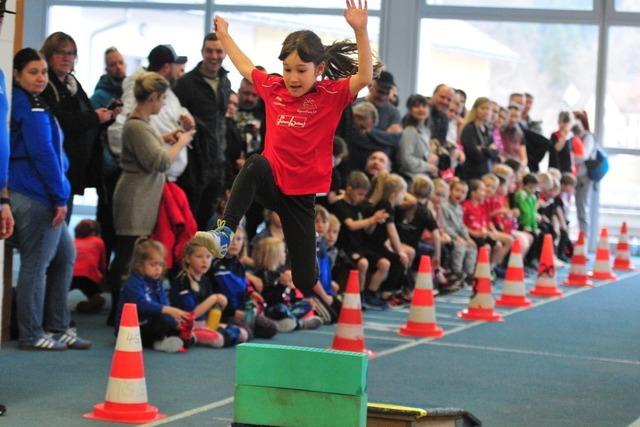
[72,219,107,313]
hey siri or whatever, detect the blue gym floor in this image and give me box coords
[2,261,640,427]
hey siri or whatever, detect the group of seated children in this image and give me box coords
[88,159,577,352]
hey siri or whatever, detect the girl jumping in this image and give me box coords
[196,0,377,293]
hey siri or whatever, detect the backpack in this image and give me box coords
[584,147,609,182]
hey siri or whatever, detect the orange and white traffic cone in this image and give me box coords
[529,234,563,298]
[563,231,593,287]
[84,303,166,424]
[398,256,444,338]
[590,228,617,280]
[330,270,374,357]
[614,222,634,271]
[496,239,532,307]
[457,246,503,322]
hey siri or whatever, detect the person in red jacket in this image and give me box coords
[72,219,107,313]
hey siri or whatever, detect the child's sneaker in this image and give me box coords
[274,317,297,333]
[297,316,322,330]
[152,336,184,353]
[193,220,234,258]
[50,329,92,350]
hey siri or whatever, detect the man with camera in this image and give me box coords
[90,46,127,110]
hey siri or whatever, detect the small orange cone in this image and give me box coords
[613,222,634,271]
[330,270,374,357]
[457,246,503,322]
[496,239,532,307]
[85,303,166,424]
[529,234,563,298]
[563,231,593,287]
[398,256,444,338]
[590,228,617,280]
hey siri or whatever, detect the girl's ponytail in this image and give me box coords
[322,40,383,80]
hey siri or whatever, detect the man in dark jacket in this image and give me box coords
[90,46,126,109]
[174,32,231,229]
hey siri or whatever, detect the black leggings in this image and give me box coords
[223,154,318,292]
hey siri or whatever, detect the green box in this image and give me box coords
[236,343,368,396]
[234,384,367,427]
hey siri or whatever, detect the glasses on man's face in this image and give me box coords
[54,49,76,57]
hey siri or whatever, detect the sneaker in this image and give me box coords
[193,220,234,258]
[50,329,92,350]
[152,336,184,353]
[18,335,67,351]
[362,293,388,311]
[297,316,322,330]
[0,404,5,416]
[76,294,106,314]
[385,296,408,310]
[274,317,297,333]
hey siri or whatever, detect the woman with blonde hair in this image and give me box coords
[108,72,195,325]
[459,97,499,180]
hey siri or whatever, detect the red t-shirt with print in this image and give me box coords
[252,68,354,195]
[73,235,107,284]
[462,200,489,232]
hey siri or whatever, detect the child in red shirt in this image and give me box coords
[72,219,107,313]
[197,1,377,293]
[462,179,513,277]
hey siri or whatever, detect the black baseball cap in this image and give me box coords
[148,44,187,70]
[0,0,16,15]
[375,71,395,91]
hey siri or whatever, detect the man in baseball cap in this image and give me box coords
[148,44,187,73]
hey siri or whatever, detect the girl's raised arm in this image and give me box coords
[344,0,373,97]
[214,16,256,82]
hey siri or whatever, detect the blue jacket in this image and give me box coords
[116,272,174,329]
[9,86,70,207]
[0,71,9,189]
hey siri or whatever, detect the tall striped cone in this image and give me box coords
[330,270,374,357]
[84,303,166,424]
[614,222,635,271]
[457,246,504,322]
[563,231,593,287]
[529,234,563,297]
[398,256,444,338]
[496,239,532,307]
[590,228,617,280]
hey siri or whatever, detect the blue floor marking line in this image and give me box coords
[426,341,640,366]
[141,270,640,426]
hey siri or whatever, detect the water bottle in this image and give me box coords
[207,303,222,331]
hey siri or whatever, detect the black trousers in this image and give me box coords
[107,235,139,325]
[223,154,318,292]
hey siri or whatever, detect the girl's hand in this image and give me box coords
[213,15,229,37]
[163,306,190,323]
[344,0,368,32]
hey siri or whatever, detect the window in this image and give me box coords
[217,12,380,92]
[425,0,592,10]
[614,0,640,12]
[48,5,205,93]
[214,0,381,10]
[603,26,640,149]
[417,19,598,137]
[599,154,640,209]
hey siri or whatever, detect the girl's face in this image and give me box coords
[282,50,324,98]
[559,119,571,133]
[187,246,213,276]
[276,245,287,266]
[471,182,486,202]
[227,232,245,256]
[483,180,497,196]
[431,186,447,205]
[410,103,429,123]
[14,59,48,95]
[315,215,329,237]
[496,181,508,196]
[326,224,339,248]
[142,252,165,280]
[476,102,491,122]
[449,184,467,204]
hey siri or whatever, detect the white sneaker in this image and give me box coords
[152,336,183,353]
